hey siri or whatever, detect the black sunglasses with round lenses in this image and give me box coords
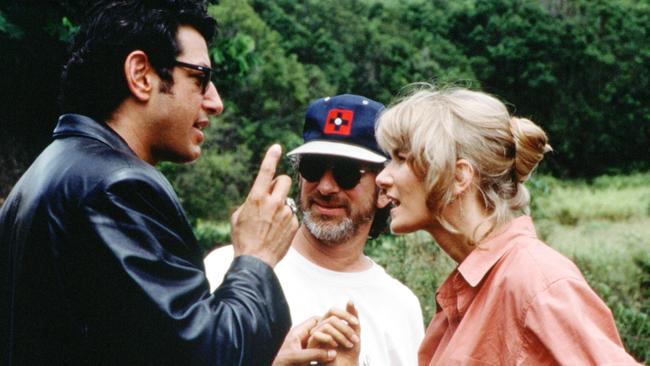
[298,155,374,190]
[174,60,213,94]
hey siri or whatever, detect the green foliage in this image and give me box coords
[0,10,23,39]
[44,16,79,42]
[209,0,333,156]
[365,232,455,323]
[612,301,649,362]
[211,33,259,77]
[530,173,650,224]
[576,253,650,362]
[194,220,232,253]
[159,148,251,222]
[446,0,650,177]
[639,256,650,314]
[251,0,475,102]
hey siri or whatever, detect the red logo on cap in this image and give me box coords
[324,109,354,136]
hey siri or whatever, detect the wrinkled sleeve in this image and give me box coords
[523,277,641,365]
[81,169,291,365]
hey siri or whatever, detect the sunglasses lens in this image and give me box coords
[332,161,362,189]
[298,156,365,189]
[298,157,325,182]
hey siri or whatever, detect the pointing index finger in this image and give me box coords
[249,144,282,197]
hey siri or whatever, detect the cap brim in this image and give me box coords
[287,141,387,163]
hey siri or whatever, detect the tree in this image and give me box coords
[446,0,650,176]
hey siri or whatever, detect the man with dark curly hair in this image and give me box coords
[0,1,297,364]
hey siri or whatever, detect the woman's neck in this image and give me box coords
[426,190,494,264]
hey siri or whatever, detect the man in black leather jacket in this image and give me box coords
[0,1,298,365]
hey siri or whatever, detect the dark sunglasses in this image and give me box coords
[174,60,213,94]
[298,156,375,190]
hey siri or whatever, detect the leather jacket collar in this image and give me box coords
[53,114,135,157]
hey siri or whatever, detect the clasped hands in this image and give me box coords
[273,301,361,366]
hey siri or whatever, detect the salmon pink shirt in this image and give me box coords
[418,216,641,365]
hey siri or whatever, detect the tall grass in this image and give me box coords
[530,174,650,224]
[366,173,650,363]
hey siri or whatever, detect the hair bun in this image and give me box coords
[509,117,552,182]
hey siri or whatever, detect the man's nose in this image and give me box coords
[203,82,224,116]
[317,170,341,194]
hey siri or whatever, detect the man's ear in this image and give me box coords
[123,50,154,101]
[452,159,475,196]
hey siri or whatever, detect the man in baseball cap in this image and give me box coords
[205,95,424,365]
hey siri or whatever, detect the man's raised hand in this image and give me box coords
[231,144,299,267]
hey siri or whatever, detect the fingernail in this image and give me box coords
[352,334,360,343]
[327,350,337,359]
[350,316,359,325]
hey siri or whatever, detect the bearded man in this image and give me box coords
[205,95,424,365]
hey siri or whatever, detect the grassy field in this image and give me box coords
[365,173,650,363]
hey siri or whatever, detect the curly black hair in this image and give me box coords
[59,0,217,122]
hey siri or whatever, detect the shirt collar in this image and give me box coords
[457,215,538,287]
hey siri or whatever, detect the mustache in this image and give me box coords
[304,192,350,211]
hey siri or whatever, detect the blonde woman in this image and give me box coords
[373,85,641,365]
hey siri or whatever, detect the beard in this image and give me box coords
[301,190,376,245]
[303,211,355,244]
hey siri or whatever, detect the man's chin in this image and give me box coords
[303,210,355,244]
[163,148,202,164]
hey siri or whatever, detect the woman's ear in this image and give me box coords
[123,50,154,101]
[453,159,475,196]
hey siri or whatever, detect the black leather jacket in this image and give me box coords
[0,114,291,365]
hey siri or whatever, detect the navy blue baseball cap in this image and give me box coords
[287,94,387,163]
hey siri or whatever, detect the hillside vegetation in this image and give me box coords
[2,0,649,206]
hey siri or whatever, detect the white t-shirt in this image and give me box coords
[204,246,424,366]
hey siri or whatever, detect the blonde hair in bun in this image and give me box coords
[509,117,553,183]
[376,84,552,242]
